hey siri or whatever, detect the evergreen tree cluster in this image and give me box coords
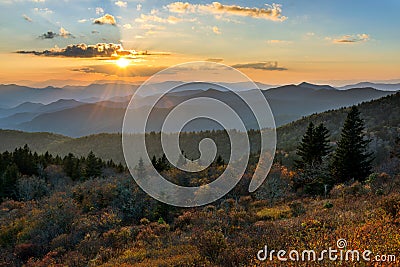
[295,106,373,195]
[0,145,125,201]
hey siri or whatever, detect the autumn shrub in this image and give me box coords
[367,172,397,195]
[380,194,400,219]
[14,242,37,262]
[192,229,227,263]
[72,178,118,212]
[288,201,306,217]
[16,176,49,201]
[256,205,291,220]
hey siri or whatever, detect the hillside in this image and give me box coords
[0,130,71,153]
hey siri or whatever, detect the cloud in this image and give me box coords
[166,2,196,13]
[22,14,32,22]
[72,64,166,77]
[166,2,287,21]
[33,7,53,14]
[136,4,142,11]
[212,26,221,34]
[266,39,292,44]
[16,43,139,58]
[96,7,104,15]
[123,23,132,29]
[115,1,127,8]
[78,19,88,23]
[59,27,73,38]
[38,27,74,39]
[232,61,287,71]
[332,33,370,44]
[93,14,117,25]
[135,14,181,24]
[39,31,57,39]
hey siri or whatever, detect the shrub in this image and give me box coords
[192,229,226,263]
[289,201,306,217]
[17,176,48,201]
[380,195,400,219]
[14,243,37,262]
[323,201,333,209]
[256,206,291,220]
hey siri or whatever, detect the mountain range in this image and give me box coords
[0,82,397,137]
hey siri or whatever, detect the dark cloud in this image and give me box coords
[72,64,166,77]
[39,31,58,39]
[16,43,140,58]
[38,28,74,39]
[93,14,117,25]
[232,61,287,71]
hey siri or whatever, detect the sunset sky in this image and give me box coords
[0,0,399,86]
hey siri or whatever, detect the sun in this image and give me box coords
[116,57,130,68]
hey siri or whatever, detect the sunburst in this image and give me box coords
[116,57,130,68]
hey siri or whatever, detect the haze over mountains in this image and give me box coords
[0,81,398,137]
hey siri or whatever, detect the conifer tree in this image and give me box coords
[331,106,373,183]
[85,151,102,178]
[0,164,20,199]
[314,123,331,164]
[295,122,315,169]
[294,122,331,195]
[295,122,331,169]
[136,157,146,179]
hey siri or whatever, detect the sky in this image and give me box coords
[0,0,399,87]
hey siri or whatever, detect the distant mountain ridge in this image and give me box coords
[337,82,400,91]
[0,82,396,137]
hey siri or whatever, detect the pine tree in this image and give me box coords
[0,163,20,199]
[294,122,332,195]
[63,153,81,181]
[136,157,146,179]
[331,106,373,183]
[296,122,331,169]
[85,151,102,178]
[156,154,170,172]
[295,122,315,169]
[314,123,331,165]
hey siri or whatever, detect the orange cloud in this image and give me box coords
[93,14,117,26]
[167,2,287,21]
[333,33,370,44]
